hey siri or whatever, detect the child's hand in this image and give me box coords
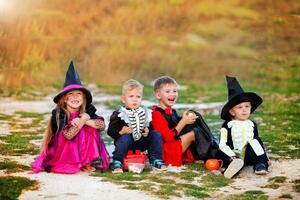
[119,126,132,135]
[71,114,91,128]
[71,117,85,129]
[71,117,81,127]
[182,111,198,125]
[142,127,149,137]
[80,113,91,121]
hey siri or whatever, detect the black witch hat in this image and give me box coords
[221,76,262,120]
[53,61,92,104]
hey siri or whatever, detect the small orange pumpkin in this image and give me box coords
[205,159,223,171]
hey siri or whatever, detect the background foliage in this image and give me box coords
[0,0,299,96]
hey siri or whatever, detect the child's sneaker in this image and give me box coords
[254,163,268,175]
[224,158,244,179]
[112,160,123,174]
[151,159,167,171]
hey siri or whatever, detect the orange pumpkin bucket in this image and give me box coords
[205,159,223,171]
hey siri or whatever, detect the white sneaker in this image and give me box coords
[224,158,244,179]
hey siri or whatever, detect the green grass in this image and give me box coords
[0,113,12,120]
[0,134,41,156]
[0,176,38,200]
[179,171,198,181]
[256,111,300,158]
[0,111,45,156]
[229,190,268,200]
[185,189,209,199]
[94,171,145,183]
[15,111,45,120]
[143,84,156,101]
[153,184,182,199]
[279,194,293,199]
[0,160,31,174]
[264,176,287,189]
[202,173,230,188]
[260,93,300,159]
[268,176,287,183]
[294,179,300,193]
[185,162,205,171]
[101,130,114,145]
[9,114,46,130]
[92,162,228,199]
[103,100,122,110]
[137,183,156,191]
[123,183,139,190]
[1,88,52,101]
[147,176,176,184]
[177,183,209,198]
[98,84,122,95]
[202,114,223,137]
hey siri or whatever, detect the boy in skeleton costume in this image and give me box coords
[107,79,166,173]
[217,76,270,179]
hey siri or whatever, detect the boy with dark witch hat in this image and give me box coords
[217,76,270,179]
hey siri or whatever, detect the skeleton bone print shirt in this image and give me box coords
[118,106,150,141]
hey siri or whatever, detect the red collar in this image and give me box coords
[152,105,172,115]
[165,107,172,115]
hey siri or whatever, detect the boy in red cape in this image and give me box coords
[151,76,217,166]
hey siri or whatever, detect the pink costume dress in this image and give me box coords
[32,112,109,174]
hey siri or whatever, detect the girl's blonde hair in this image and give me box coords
[40,91,86,153]
[122,79,144,95]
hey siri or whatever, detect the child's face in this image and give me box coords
[155,83,178,109]
[121,88,142,109]
[229,101,251,121]
[64,90,84,112]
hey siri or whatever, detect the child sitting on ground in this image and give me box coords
[217,76,270,179]
[151,76,218,167]
[31,61,109,174]
[107,79,167,173]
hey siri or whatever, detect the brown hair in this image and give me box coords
[153,76,177,92]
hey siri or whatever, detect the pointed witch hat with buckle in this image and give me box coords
[53,61,92,104]
[221,76,262,120]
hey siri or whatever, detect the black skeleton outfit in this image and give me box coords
[107,106,150,141]
[107,106,163,164]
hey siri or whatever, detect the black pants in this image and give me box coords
[216,144,269,170]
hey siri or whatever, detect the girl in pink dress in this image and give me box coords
[32,61,109,174]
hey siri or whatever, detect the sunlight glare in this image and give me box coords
[0,0,13,13]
